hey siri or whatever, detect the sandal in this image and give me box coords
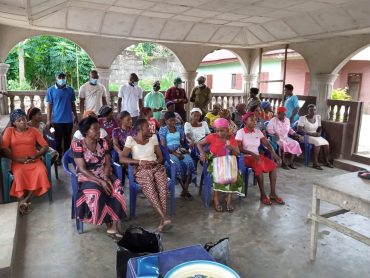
[226,204,234,213]
[261,195,272,205]
[324,163,334,168]
[281,163,290,170]
[289,164,297,169]
[214,203,223,212]
[270,195,285,205]
[185,192,193,200]
[313,165,323,170]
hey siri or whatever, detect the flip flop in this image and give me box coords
[226,204,234,213]
[261,195,272,205]
[359,172,370,180]
[214,203,223,212]
[270,195,285,205]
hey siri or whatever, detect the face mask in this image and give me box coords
[198,82,205,87]
[57,79,66,86]
[90,78,98,85]
[153,85,160,91]
[134,81,139,86]
[175,83,182,88]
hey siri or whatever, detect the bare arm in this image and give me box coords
[261,137,280,162]
[117,97,122,113]
[102,96,107,106]
[197,138,208,162]
[113,137,123,153]
[46,103,53,128]
[71,102,78,123]
[154,145,164,164]
[119,147,140,165]
[139,99,143,110]
[79,98,85,116]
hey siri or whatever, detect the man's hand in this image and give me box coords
[46,121,52,130]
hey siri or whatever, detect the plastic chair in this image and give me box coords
[1,154,53,203]
[293,121,313,166]
[111,149,124,185]
[127,146,176,219]
[62,149,83,234]
[45,133,59,180]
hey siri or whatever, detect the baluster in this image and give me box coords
[110,96,115,109]
[335,105,342,122]
[19,96,25,111]
[343,105,349,123]
[328,104,335,120]
[30,95,35,109]
[40,95,45,113]
[9,96,15,112]
[230,97,234,111]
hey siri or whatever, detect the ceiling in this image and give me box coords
[0,0,369,48]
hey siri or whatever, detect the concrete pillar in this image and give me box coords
[243,73,257,95]
[181,71,198,118]
[315,73,338,119]
[94,67,112,105]
[0,63,10,115]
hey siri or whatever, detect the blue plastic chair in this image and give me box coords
[62,149,83,234]
[1,154,53,203]
[293,121,312,166]
[127,146,176,219]
[111,149,125,185]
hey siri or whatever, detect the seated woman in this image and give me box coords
[112,111,135,153]
[159,101,183,126]
[205,103,221,128]
[73,110,110,143]
[267,107,302,169]
[159,112,195,200]
[71,116,126,237]
[1,109,50,215]
[249,104,266,136]
[236,112,284,206]
[232,103,247,128]
[198,118,243,213]
[141,107,160,135]
[98,105,118,138]
[27,107,59,162]
[184,108,210,150]
[120,118,171,232]
[298,104,333,170]
[261,101,274,121]
[219,108,238,135]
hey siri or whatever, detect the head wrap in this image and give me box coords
[166,101,175,108]
[10,109,26,123]
[219,108,231,120]
[190,107,202,115]
[83,110,96,119]
[242,112,255,123]
[277,106,287,113]
[213,118,229,129]
[261,101,271,110]
[98,105,113,118]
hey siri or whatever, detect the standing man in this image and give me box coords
[117,73,143,124]
[165,77,188,121]
[247,87,261,111]
[144,80,166,121]
[190,76,212,117]
[284,84,300,126]
[79,69,107,115]
[46,72,78,165]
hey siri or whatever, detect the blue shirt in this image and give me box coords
[46,84,76,123]
[284,95,299,125]
[158,125,185,151]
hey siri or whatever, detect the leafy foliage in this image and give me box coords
[127,43,174,66]
[7,80,34,90]
[332,87,351,100]
[5,35,94,90]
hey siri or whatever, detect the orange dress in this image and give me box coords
[1,127,50,198]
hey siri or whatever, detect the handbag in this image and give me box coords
[212,148,238,185]
[204,237,230,266]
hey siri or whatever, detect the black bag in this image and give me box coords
[116,226,162,278]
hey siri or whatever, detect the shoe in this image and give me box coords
[185,192,193,200]
[313,165,323,170]
[289,164,297,169]
[281,163,290,170]
[55,159,62,166]
[323,163,334,168]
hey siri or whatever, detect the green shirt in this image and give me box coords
[144,91,166,121]
[190,86,212,115]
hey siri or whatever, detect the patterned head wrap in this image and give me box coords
[98,105,113,118]
[213,118,229,129]
[219,108,231,120]
[242,112,255,123]
[261,101,271,110]
[10,109,26,123]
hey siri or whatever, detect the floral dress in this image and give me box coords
[112,127,136,150]
[71,138,126,225]
[98,118,118,138]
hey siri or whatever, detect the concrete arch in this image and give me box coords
[332,44,370,74]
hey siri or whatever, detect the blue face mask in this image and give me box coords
[90,78,98,85]
[57,79,66,86]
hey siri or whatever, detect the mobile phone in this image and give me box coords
[49,127,55,133]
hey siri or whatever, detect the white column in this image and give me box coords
[0,63,10,115]
[315,73,338,119]
[243,73,257,95]
[94,67,112,105]
[181,71,198,118]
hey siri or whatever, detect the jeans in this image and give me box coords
[53,123,73,160]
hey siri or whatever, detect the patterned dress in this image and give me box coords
[158,125,195,180]
[112,127,136,150]
[98,118,119,138]
[71,139,126,225]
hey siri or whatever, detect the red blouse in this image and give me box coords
[205,133,238,156]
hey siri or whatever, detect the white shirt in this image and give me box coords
[235,128,264,155]
[73,128,108,140]
[124,134,158,161]
[298,115,321,134]
[79,82,107,114]
[184,121,210,143]
[118,83,143,117]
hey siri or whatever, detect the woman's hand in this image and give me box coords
[200,152,207,162]
[100,179,112,195]
[272,153,281,164]
[252,153,260,161]
[189,141,195,150]
[274,134,280,141]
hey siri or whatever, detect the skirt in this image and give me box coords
[307,135,329,147]
[168,153,195,180]
[76,175,126,225]
[245,154,277,177]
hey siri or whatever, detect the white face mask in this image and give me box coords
[134,81,138,86]
[176,84,182,89]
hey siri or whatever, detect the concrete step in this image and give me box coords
[0,202,18,278]
[334,158,370,172]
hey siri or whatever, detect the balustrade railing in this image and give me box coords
[326,99,358,123]
[260,93,316,115]
[208,92,247,111]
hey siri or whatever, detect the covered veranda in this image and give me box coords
[0,0,370,277]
